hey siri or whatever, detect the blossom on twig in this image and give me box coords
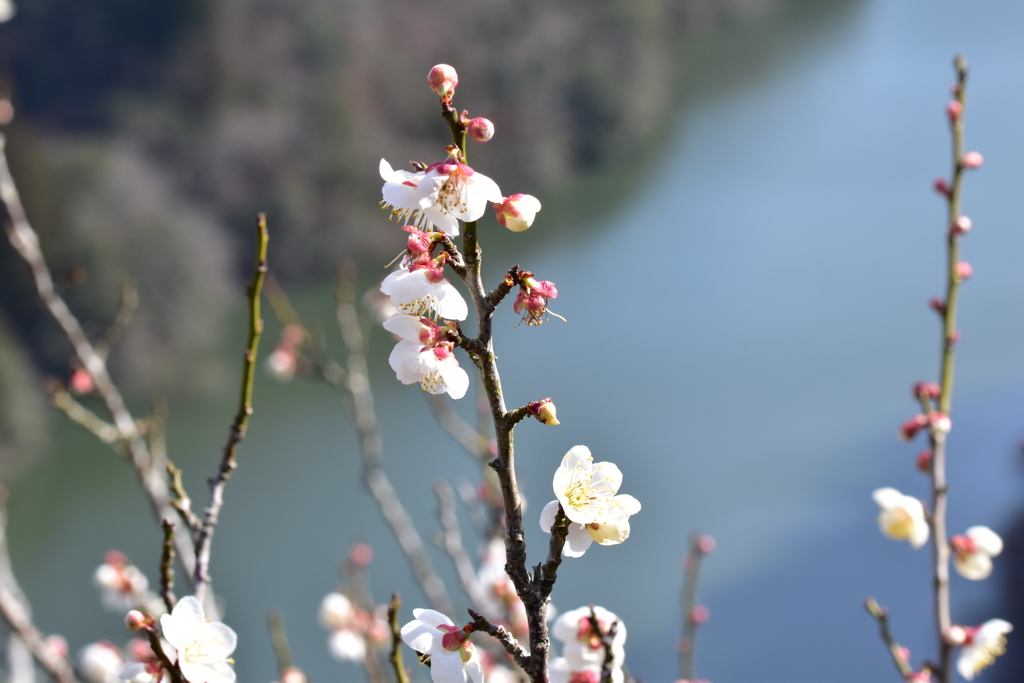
[951,526,1003,580]
[949,619,1012,680]
[400,609,483,683]
[94,551,149,613]
[381,261,468,320]
[872,488,929,549]
[413,146,503,228]
[385,314,469,399]
[493,194,541,233]
[80,641,124,683]
[157,596,237,683]
[540,446,641,557]
[380,159,460,235]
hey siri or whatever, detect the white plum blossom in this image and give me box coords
[952,526,1003,580]
[94,552,149,612]
[539,446,640,557]
[80,642,124,683]
[159,596,237,683]
[872,487,929,549]
[118,661,165,683]
[328,629,367,663]
[380,159,459,235]
[385,315,469,399]
[400,609,483,683]
[550,606,627,683]
[318,592,367,662]
[956,619,1012,680]
[412,147,503,228]
[0,0,14,23]
[380,264,467,320]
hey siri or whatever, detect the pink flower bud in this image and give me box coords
[689,605,710,625]
[948,330,960,345]
[281,667,309,683]
[467,117,494,143]
[493,194,542,233]
[961,151,984,169]
[125,610,148,631]
[427,64,459,98]
[916,450,933,473]
[69,368,94,394]
[956,261,973,281]
[929,297,945,314]
[696,535,716,555]
[526,398,560,426]
[951,216,972,236]
[899,414,929,441]
[913,382,942,400]
[44,635,68,659]
[896,646,910,663]
[929,412,951,436]
[905,670,933,683]
[349,543,373,567]
[946,101,962,123]
[933,177,951,196]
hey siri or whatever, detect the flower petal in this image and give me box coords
[433,281,468,320]
[438,359,469,399]
[429,651,468,683]
[539,500,560,533]
[563,523,594,558]
[383,314,426,340]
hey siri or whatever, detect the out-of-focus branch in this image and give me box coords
[46,382,123,447]
[865,598,914,679]
[193,214,269,605]
[434,480,488,611]
[94,279,138,361]
[268,609,293,674]
[0,133,197,589]
[587,607,619,683]
[159,520,177,612]
[334,265,454,616]
[680,532,714,682]
[0,504,78,683]
[426,394,490,461]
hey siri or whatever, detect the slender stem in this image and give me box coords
[680,533,709,681]
[0,133,198,589]
[193,214,268,604]
[0,506,79,683]
[434,481,489,612]
[159,520,177,612]
[865,598,914,679]
[268,609,294,674]
[143,625,184,683]
[388,594,410,683]
[930,56,968,683]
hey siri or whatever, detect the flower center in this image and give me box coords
[885,507,915,539]
[968,635,1007,674]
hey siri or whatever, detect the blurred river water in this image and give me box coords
[9,1,1024,681]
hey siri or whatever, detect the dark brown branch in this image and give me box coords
[388,594,410,683]
[193,214,269,604]
[143,624,184,683]
[159,520,177,612]
[468,609,530,670]
[587,607,619,683]
[485,266,520,309]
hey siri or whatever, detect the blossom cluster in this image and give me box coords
[550,606,627,683]
[318,592,389,663]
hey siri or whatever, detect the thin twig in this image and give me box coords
[143,625,184,683]
[94,279,138,361]
[46,382,123,446]
[468,609,530,670]
[166,461,201,532]
[268,609,294,674]
[434,481,489,611]
[587,607,619,683]
[388,594,410,683]
[680,532,713,681]
[334,265,454,616]
[192,213,269,604]
[0,504,78,683]
[159,519,177,612]
[0,132,198,590]
[865,598,913,678]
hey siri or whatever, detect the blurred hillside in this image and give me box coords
[0,0,784,473]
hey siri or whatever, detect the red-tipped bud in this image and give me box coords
[467,117,494,143]
[280,667,309,683]
[896,646,910,663]
[933,177,951,196]
[69,368,94,394]
[899,414,929,441]
[493,194,542,233]
[905,670,933,683]
[948,330,960,345]
[349,543,374,567]
[956,261,973,281]
[43,635,68,659]
[951,216,972,236]
[913,382,942,401]
[946,101,962,123]
[689,605,710,625]
[961,151,984,169]
[929,411,951,436]
[125,610,149,631]
[427,64,459,99]
[526,398,559,426]
[929,297,946,314]
[916,450,933,473]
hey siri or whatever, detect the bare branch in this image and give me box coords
[434,481,488,611]
[468,609,530,671]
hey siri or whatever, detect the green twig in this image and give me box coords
[388,593,409,683]
[159,520,177,612]
[865,598,913,678]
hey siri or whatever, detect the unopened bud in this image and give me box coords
[915,450,933,473]
[955,261,973,281]
[951,216,972,235]
[44,635,68,659]
[125,610,149,631]
[281,667,309,683]
[933,177,950,196]
[899,414,929,442]
[467,117,494,143]
[349,542,374,567]
[913,382,941,401]
[944,625,968,646]
[69,368,94,394]
[493,194,542,233]
[527,398,559,426]
[689,605,710,625]
[946,101,962,123]
[895,646,910,663]
[961,151,984,169]
[929,297,945,314]
[929,412,951,436]
[696,534,716,555]
[427,64,459,99]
